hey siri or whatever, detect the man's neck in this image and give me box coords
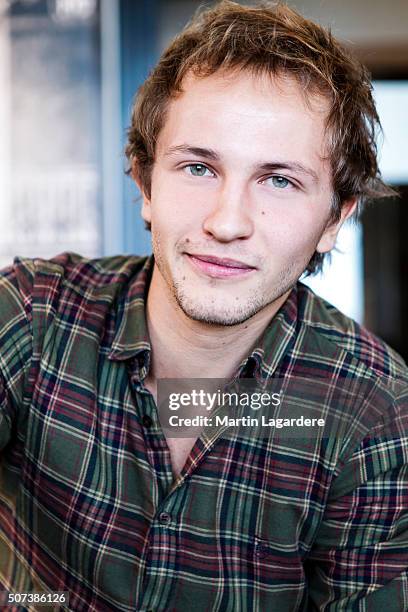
[144,265,290,382]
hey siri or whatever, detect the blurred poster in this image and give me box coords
[0,0,102,268]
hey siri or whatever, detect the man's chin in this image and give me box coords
[175,297,265,327]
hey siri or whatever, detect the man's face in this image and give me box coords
[139,70,353,326]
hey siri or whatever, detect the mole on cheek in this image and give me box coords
[261,211,265,216]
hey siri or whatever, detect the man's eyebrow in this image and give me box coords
[258,162,319,183]
[164,145,220,160]
[164,144,319,183]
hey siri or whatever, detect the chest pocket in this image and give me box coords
[251,535,305,586]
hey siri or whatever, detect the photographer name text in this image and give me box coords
[167,415,325,428]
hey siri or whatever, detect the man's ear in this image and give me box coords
[131,159,151,225]
[316,197,358,254]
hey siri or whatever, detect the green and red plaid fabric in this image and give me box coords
[0,252,407,611]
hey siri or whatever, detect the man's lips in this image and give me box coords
[188,253,255,269]
[184,253,256,278]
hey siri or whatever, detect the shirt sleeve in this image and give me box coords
[0,259,35,451]
[305,387,408,611]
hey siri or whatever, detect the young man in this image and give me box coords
[0,1,407,610]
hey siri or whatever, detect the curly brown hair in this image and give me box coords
[125,0,394,274]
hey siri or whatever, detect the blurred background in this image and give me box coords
[0,0,407,359]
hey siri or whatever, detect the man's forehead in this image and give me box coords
[177,67,330,114]
[158,67,332,164]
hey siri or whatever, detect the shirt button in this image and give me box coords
[255,542,269,558]
[142,415,152,428]
[159,512,172,525]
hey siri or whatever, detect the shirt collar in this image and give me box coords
[234,284,299,383]
[108,255,153,370]
[108,254,300,383]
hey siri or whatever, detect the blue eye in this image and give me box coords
[185,164,212,177]
[270,175,290,188]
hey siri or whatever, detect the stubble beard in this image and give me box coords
[151,229,305,327]
[173,255,305,326]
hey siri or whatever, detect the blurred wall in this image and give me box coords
[159,0,408,73]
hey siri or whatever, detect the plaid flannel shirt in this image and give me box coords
[0,252,407,612]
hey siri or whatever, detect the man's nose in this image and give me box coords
[202,182,254,242]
